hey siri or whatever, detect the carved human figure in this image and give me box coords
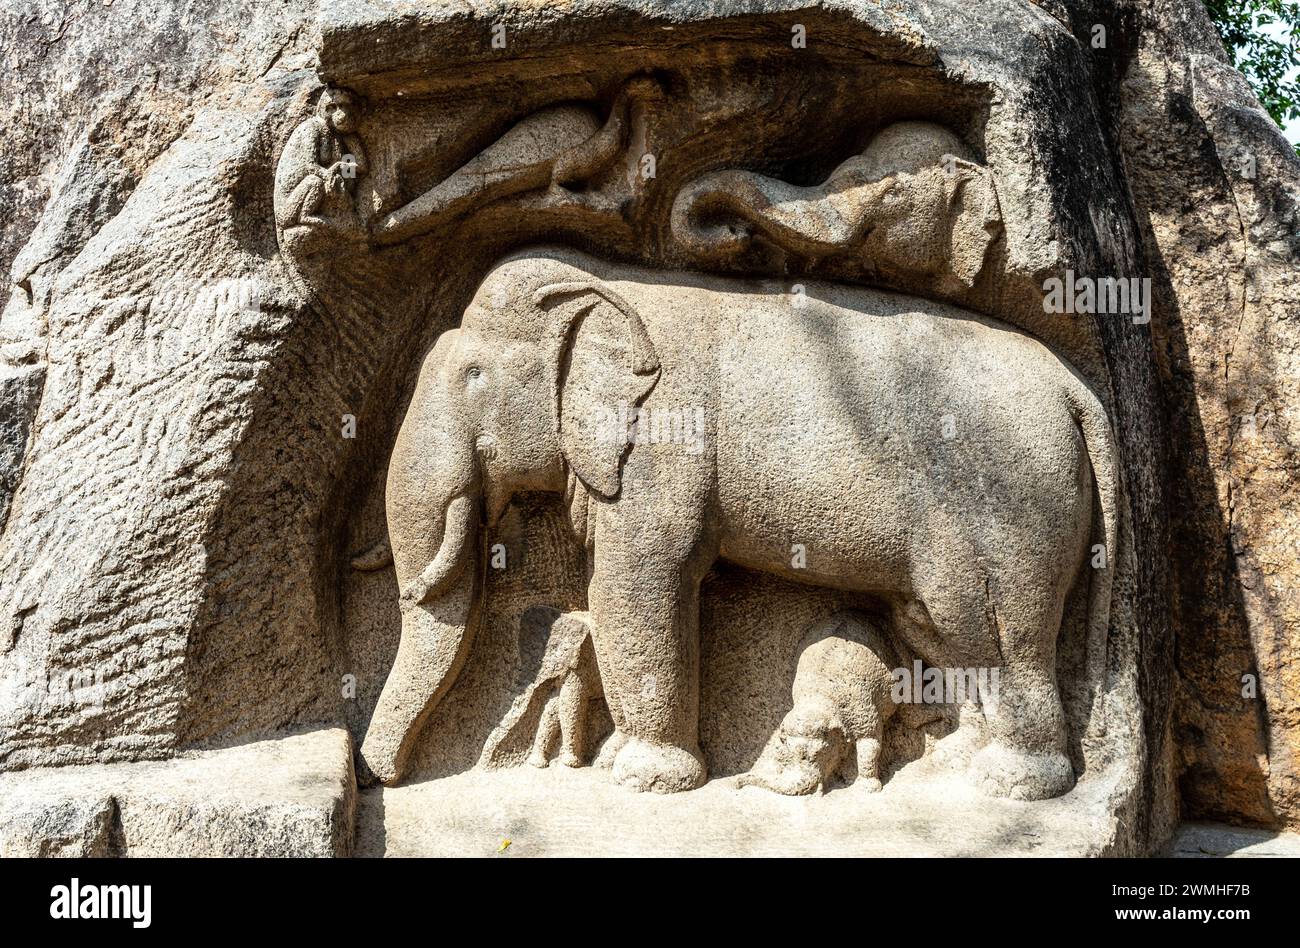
[273,87,369,233]
[672,121,1002,287]
[358,247,1117,802]
[739,612,898,795]
[479,607,603,769]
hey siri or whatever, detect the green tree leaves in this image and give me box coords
[1204,0,1300,140]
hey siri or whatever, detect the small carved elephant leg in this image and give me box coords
[555,669,589,767]
[854,736,884,792]
[529,692,561,768]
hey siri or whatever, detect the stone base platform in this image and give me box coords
[0,728,355,857]
[359,759,1135,858]
[2,728,1153,857]
[1167,822,1300,858]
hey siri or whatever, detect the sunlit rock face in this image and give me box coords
[0,0,1296,856]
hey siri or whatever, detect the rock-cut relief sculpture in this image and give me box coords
[370,79,658,246]
[479,607,606,769]
[672,121,1003,287]
[275,79,657,261]
[356,246,1118,803]
[274,86,369,236]
[739,612,898,795]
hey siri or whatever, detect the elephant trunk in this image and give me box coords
[358,496,482,787]
[738,755,826,796]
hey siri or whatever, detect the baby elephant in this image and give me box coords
[740,612,898,795]
[480,607,602,770]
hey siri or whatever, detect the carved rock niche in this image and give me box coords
[5,0,1222,861]
[291,2,1148,856]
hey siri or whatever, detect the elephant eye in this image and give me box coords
[465,366,482,381]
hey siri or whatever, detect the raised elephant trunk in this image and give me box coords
[358,494,482,786]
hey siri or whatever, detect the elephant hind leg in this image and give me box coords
[971,585,1072,801]
[970,660,1073,800]
[913,573,1073,801]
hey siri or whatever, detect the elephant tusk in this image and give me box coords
[401,494,478,608]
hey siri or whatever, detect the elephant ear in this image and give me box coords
[534,281,660,499]
[944,158,1003,286]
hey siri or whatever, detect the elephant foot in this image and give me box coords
[612,737,706,793]
[592,730,628,770]
[556,749,583,768]
[528,751,551,769]
[969,743,1074,801]
[856,776,883,793]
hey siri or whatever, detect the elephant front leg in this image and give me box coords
[588,552,707,794]
[854,737,884,792]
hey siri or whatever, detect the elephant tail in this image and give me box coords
[350,535,393,571]
[1066,377,1120,718]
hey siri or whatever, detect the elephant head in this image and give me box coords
[860,154,1002,287]
[670,120,1002,287]
[357,252,660,786]
[737,699,847,796]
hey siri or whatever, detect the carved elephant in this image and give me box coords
[671,121,1002,287]
[357,246,1118,801]
[739,612,897,795]
[479,607,604,770]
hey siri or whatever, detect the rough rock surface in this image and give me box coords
[1118,0,1300,828]
[0,728,355,856]
[0,0,1297,856]
[357,761,1136,857]
[1167,822,1300,858]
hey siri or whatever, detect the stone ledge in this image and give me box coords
[0,728,355,857]
[316,0,939,89]
[1167,822,1300,858]
[358,760,1135,857]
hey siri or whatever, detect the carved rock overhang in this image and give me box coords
[298,0,1144,398]
[293,0,1160,606]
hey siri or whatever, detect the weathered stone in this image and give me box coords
[0,729,355,857]
[1119,0,1300,829]
[1167,822,1300,858]
[0,793,118,858]
[357,763,1139,857]
[0,0,1297,857]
